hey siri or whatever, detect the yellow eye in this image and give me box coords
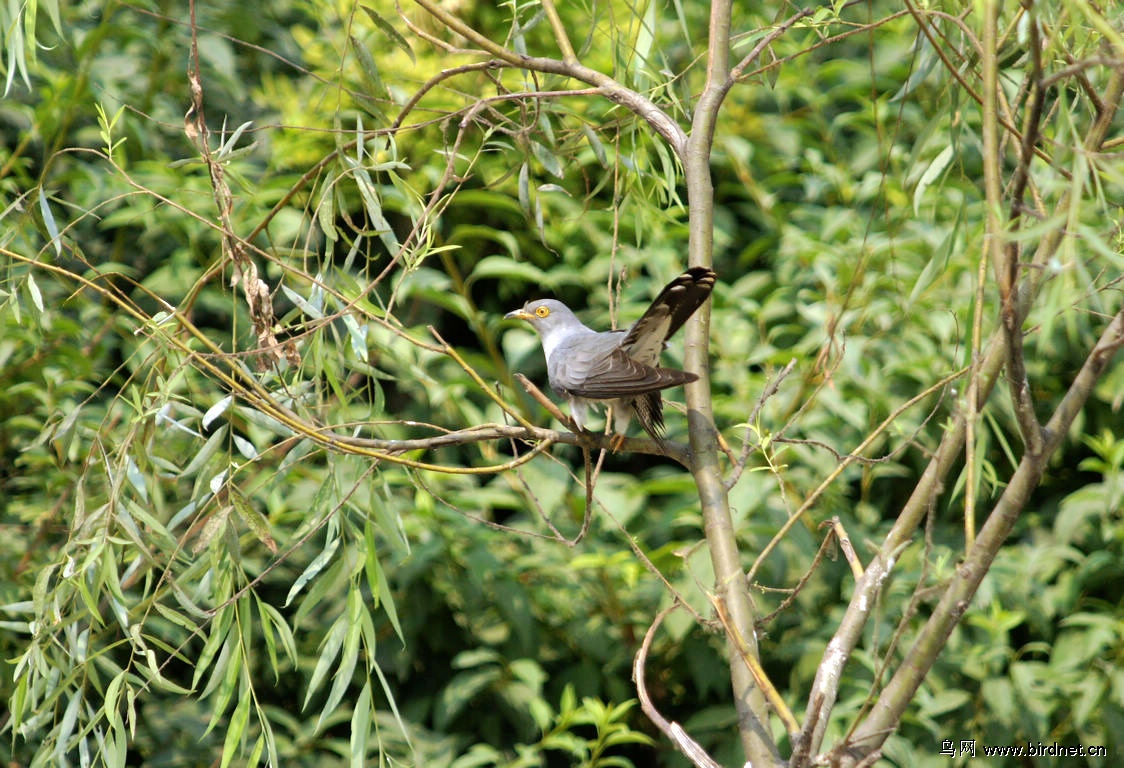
[534,305,550,318]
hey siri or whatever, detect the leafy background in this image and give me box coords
[2,0,1122,766]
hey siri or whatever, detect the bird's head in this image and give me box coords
[504,299,577,334]
[504,299,589,359]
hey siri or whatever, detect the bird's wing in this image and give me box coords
[620,267,717,365]
[551,331,696,399]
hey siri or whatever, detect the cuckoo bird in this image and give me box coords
[504,267,716,445]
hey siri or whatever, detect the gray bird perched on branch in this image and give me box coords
[504,267,717,446]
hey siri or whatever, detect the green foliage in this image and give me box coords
[877,429,1124,766]
[2,0,1122,766]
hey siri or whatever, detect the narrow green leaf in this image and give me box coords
[360,5,415,63]
[125,455,148,502]
[232,434,257,460]
[26,271,44,311]
[194,505,231,554]
[632,0,657,85]
[364,521,403,642]
[181,425,228,479]
[123,499,178,551]
[350,681,373,767]
[343,313,367,361]
[518,162,530,214]
[217,121,254,157]
[55,689,82,763]
[317,588,363,729]
[142,656,194,695]
[304,616,347,708]
[261,712,280,767]
[914,144,953,214]
[99,545,128,621]
[581,124,607,167]
[286,535,339,606]
[533,192,545,238]
[371,659,412,751]
[39,189,62,256]
[203,395,233,430]
[194,607,235,690]
[204,637,243,735]
[10,674,28,727]
[247,733,266,768]
[531,141,564,179]
[281,284,325,321]
[317,186,338,242]
[219,685,252,768]
[257,598,298,670]
[231,487,277,554]
[350,34,386,98]
[354,167,399,254]
[153,602,202,634]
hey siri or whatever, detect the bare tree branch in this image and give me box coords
[796,63,1124,766]
[635,607,726,768]
[841,308,1124,765]
[682,0,781,760]
[411,0,689,156]
[725,358,797,490]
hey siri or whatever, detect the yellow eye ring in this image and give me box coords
[534,306,550,318]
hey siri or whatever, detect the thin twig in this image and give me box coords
[634,607,725,768]
[728,8,816,84]
[1000,12,1047,456]
[711,594,801,739]
[540,0,577,63]
[845,309,1124,758]
[411,0,688,157]
[726,358,797,490]
[745,366,966,586]
[430,327,535,428]
[754,520,846,627]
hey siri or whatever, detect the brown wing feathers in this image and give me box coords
[566,267,714,399]
[620,267,717,362]
[564,350,697,399]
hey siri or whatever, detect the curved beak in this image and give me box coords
[504,308,532,321]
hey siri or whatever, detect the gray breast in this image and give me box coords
[546,329,624,394]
